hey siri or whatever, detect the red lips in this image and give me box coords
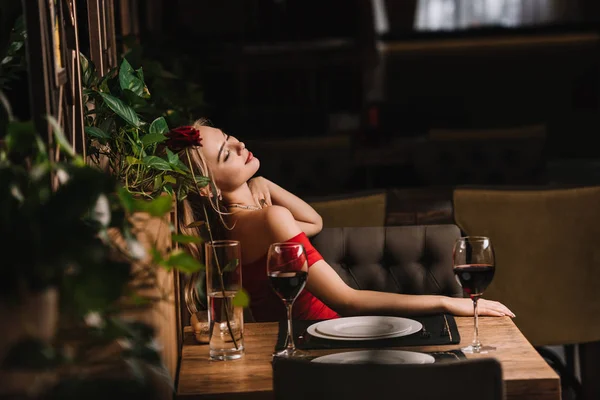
[246,152,253,164]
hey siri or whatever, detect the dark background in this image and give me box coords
[8,0,600,195]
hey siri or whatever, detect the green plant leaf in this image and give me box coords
[98,92,140,127]
[172,161,190,174]
[5,120,37,154]
[232,288,250,308]
[125,156,142,165]
[136,67,145,83]
[47,115,79,161]
[142,155,171,171]
[195,175,211,187]
[122,88,148,109]
[98,117,114,135]
[66,258,132,314]
[141,194,172,217]
[165,148,178,165]
[149,116,169,135]
[141,132,167,147]
[163,175,176,184]
[80,52,96,88]
[117,186,136,213]
[222,258,240,273]
[119,57,145,98]
[164,250,203,273]
[84,126,111,140]
[171,234,202,244]
[150,248,163,265]
[153,175,163,191]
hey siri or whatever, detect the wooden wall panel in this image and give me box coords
[109,209,181,384]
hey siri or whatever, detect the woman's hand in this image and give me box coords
[248,176,273,208]
[251,176,322,237]
[443,297,515,317]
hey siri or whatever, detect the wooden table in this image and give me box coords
[177,317,560,400]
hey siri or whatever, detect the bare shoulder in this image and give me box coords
[263,205,294,222]
[263,205,301,241]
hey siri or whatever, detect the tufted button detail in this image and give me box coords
[311,225,463,297]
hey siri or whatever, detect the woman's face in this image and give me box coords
[198,126,259,192]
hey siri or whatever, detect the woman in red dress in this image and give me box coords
[175,121,514,322]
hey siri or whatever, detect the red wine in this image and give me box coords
[453,264,495,298]
[268,271,308,302]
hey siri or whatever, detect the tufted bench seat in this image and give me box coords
[310,224,463,297]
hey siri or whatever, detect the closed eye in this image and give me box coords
[224,149,231,162]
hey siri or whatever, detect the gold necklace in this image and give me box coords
[226,203,262,211]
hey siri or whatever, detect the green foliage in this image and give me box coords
[0,13,26,92]
[1,118,113,301]
[81,54,206,200]
[0,117,202,378]
[120,37,207,128]
[0,11,26,133]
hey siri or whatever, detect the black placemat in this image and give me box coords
[275,314,461,351]
[428,349,467,363]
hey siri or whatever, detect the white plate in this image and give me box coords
[307,317,422,341]
[312,349,435,364]
[314,316,412,338]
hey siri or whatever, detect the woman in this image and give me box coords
[176,121,514,322]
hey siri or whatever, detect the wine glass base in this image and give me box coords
[461,344,496,354]
[272,348,310,358]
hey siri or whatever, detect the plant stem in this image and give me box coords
[186,150,238,350]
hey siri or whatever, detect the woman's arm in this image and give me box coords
[249,176,322,237]
[307,260,513,317]
[264,206,515,318]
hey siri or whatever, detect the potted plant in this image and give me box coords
[80,51,250,352]
[0,8,211,397]
[0,103,204,398]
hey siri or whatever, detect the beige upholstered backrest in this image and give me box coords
[308,190,387,228]
[454,185,600,346]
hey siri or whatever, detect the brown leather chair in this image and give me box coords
[310,224,462,297]
[454,184,600,400]
[272,356,504,400]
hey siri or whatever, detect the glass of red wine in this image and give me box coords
[267,242,309,358]
[453,236,496,354]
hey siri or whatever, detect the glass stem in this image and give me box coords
[472,296,481,351]
[285,302,296,352]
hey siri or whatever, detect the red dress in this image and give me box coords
[242,232,340,322]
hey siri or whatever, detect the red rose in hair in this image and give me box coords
[165,126,202,151]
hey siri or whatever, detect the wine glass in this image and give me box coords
[453,236,496,354]
[267,242,309,358]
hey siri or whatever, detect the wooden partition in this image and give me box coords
[23,0,183,383]
[23,0,85,156]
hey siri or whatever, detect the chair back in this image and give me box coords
[307,190,387,227]
[311,225,462,297]
[453,185,600,346]
[272,356,504,400]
